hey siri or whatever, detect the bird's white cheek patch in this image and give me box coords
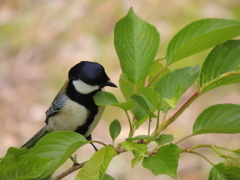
[73,80,99,94]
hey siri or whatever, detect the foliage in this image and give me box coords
[1,7,240,180]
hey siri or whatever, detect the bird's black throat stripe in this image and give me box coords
[66,80,100,137]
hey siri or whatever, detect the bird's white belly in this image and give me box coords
[47,99,89,132]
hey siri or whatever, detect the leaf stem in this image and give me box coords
[175,134,194,144]
[164,91,200,128]
[181,149,213,165]
[125,111,134,138]
[148,118,152,135]
[147,65,168,87]
[199,71,240,93]
[155,109,161,131]
[186,144,239,162]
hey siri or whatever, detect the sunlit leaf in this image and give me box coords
[199,40,240,93]
[114,8,160,82]
[193,104,240,134]
[29,131,88,178]
[75,146,116,180]
[142,144,180,178]
[166,19,240,64]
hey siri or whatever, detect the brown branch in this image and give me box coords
[53,161,87,180]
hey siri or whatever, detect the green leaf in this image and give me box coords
[103,174,115,180]
[109,119,122,140]
[131,94,156,118]
[94,91,135,111]
[75,146,116,180]
[119,141,147,167]
[209,163,240,180]
[193,104,240,135]
[156,134,174,145]
[94,91,119,106]
[119,73,145,101]
[114,8,160,82]
[119,73,135,100]
[142,144,180,178]
[155,65,200,110]
[147,61,170,87]
[5,147,29,157]
[141,87,161,109]
[29,131,88,178]
[133,105,148,121]
[199,40,240,93]
[0,155,52,180]
[166,19,240,64]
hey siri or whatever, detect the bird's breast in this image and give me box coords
[47,98,89,132]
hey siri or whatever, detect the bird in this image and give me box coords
[21,61,117,149]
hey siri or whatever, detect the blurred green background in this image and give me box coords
[0,0,240,180]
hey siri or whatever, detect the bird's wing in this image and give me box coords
[21,125,49,148]
[46,80,68,118]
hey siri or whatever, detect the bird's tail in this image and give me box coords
[21,125,49,148]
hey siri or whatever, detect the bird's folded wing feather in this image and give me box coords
[46,80,68,118]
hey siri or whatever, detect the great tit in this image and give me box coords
[21,61,117,149]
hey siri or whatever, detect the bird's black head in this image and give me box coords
[68,61,117,88]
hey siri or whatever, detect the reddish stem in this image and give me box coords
[164,91,200,128]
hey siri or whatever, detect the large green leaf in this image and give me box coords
[114,8,160,82]
[154,65,200,110]
[5,147,29,157]
[142,144,180,178]
[0,154,52,180]
[29,131,88,178]
[166,19,240,64]
[199,40,240,93]
[75,146,116,180]
[193,104,240,135]
[209,163,240,180]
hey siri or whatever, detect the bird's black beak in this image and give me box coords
[105,80,117,88]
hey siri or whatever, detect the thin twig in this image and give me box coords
[181,149,213,165]
[175,134,194,144]
[53,161,87,180]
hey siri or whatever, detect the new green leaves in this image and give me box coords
[199,40,240,93]
[114,8,160,83]
[193,104,240,134]
[142,144,180,178]
[75,146,116,180]
[166,19,240,64]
